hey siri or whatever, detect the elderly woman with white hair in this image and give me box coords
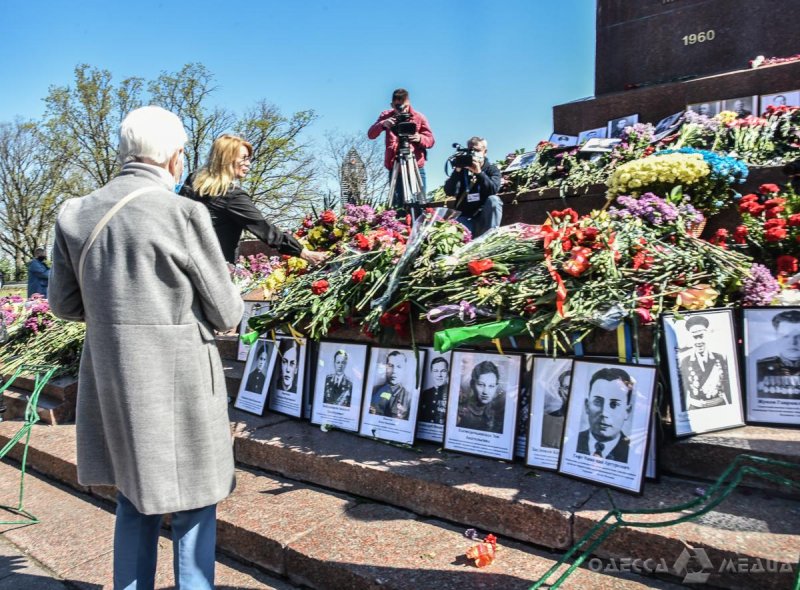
[49,105,243,589]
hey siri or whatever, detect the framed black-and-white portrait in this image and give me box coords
[359,347,424,444]
[662,309,744,436]
[577,127,608,143]
[237,302,270,361]
[579,138,621,153]
[687,101,720,117]
[514,354,535,458]
[416,348,452,443]
[722,95,758,118]
[525,357,573,471]
[267,336,308,418]
[443,351,521,460]
[558,360,656,495]
[652,111,684,142]
[742,308,800,426]
[234,337,277,416]
[760,90,800,111]
[310,341,368,432]
[504,150,537,173]
[548,133,578,147]
[607,114,639,139]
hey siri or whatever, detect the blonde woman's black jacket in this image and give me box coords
[180,175,303,263]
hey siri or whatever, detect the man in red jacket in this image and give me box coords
[368,88,435,208]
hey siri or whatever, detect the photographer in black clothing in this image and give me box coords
[444,137,503,238]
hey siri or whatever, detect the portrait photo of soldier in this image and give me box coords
[541,369,571,450]
[676,315,732,411]
[323,349,354,407]
[418,355,450,425]
[755,310,800,400]
[369,350,412,420]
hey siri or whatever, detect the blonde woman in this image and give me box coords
[180,134,327,265]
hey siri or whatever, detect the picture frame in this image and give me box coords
[514,354,535,458]
[548,133,578,147]
[607,114,639,139]
[759,90,800,111]
[687,101,720,117]
[721,95,758,118]
[443,350,521,461]
[360,347,425,444]
[579,138,621,153]
[742,307,800,426]
[662,309,744,437]
[310,340,368,432]
[577,127,607,143]
[525,356,573,470]
[557,360,657,495]
[652,111,684,142]
[416,347,453,443]
[234,337,278,416]
[237,301,270,361]
[267,336,309,418]
[504,150,537,173]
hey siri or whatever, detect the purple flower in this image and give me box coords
[742,264,780,306]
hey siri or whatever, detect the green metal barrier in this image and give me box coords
[0,364,58,526]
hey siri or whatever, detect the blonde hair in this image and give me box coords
[193,134,253,197]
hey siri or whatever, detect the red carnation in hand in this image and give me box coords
[311,279,329,295]
[777,255,799,275]
[351,268,367,283]
[468,259,495,275]
[759,183,780,195]
[733,225,748,244]
[320,210,337,224]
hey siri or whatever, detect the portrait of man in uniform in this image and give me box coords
[369,350,411,420]
[677,315,731,411]
[575,367,632,464]
[418,356,449,425]
[323,349,353,407]
[755,310,800,400]
[244,342,269,394]
[541,369,571,449]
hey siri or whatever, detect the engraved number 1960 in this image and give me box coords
[683,30,716,45]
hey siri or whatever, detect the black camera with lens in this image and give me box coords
[392,110,417,137]
[449,143,479,169]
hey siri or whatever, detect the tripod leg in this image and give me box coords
[388,162,401,209]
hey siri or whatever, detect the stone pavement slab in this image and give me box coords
[574,475,800,589]
[235,417,594,549]
[0,461,298,589]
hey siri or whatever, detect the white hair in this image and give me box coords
[117,106,188,166]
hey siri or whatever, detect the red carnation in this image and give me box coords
[354,233,372,250]
[759,183,780,195]
[765,206,785,219]
[765,227,787,242]
[311,279,329,295]
[320,210,337,224]
[708,228,729,249]
[733,225,748,244]
[551,208,580,223]
[468,259,495,275]
[788,214,800,227]
[765,218,787,229]
[777,255,799,275]
[351,268,367,283]
[739,193,758,203]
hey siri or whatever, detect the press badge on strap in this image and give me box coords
[467,192,480,203]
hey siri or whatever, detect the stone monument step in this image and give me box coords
[0,424,693,589]
[0,372,77,402]
[1,387,73,425]
[0,460,300,589]
[661,425,800,498]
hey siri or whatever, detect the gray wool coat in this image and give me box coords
[49,163,244,515]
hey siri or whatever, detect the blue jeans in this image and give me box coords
[457,195,503,238]
[390,166,427,209]
[113,493,217,590]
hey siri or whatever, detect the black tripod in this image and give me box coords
[387,138,424,211]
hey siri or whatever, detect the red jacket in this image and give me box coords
[367,106,435,170]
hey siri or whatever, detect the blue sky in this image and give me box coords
[0,0,596,191]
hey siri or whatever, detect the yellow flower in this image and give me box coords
[675,284,719,310]
[264,267,288,292]
[287,257,308,272]
[477,287,492,300]
[715,110,737,125]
